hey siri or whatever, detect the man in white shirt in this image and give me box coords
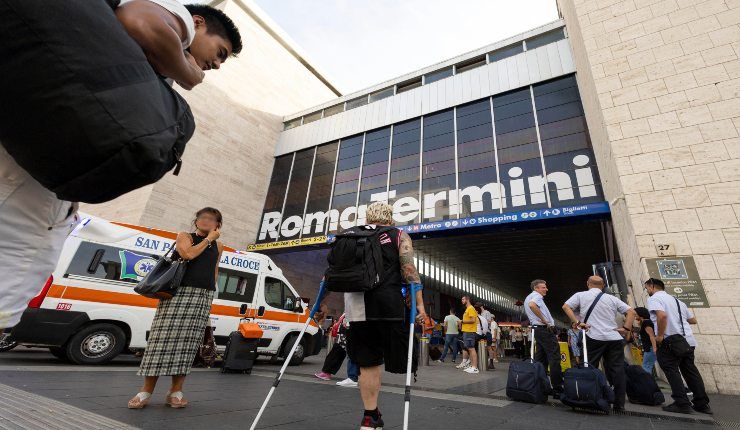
[490,314,500,363]
[645,278,711,415]
[524,279,562,393]
[563,276,635,412]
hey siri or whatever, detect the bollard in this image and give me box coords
[419,336,430,366]
[477,340,488,372]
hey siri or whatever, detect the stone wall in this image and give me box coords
[558,0,740,394]
[80,0,338,249]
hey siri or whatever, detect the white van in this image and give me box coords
[11,214,321,365]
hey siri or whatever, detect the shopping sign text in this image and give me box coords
[259,153,602,241]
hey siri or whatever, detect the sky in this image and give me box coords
[252,0,560,95]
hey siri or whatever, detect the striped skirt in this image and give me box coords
[138,286,214,377]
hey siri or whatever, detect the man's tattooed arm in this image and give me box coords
[399,231,421,284]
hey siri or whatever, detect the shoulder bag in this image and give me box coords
[133,242,186,299]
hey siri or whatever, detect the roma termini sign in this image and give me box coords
[257,152,605,244]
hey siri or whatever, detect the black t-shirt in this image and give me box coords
[640,320,655,352]
[173,233,219,291]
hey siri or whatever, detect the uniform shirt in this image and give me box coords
[564,288,631,341]
[443,314,460,335]
[490,320,499,339]
[461,305,478,333]
[524,291,553,325]
[120,0,195,48]
[647,290,697,347]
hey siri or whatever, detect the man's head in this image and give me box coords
[461,295,471,306]
[634,307,650,322]
[366,202,394,226]
[644,278,664,296]
[530,279,547,296]
[475,301,484,310]
[587,275,605,290]
[185,4,242,71]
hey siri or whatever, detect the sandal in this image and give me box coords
[165,391,188,408]
[127,392,152,409]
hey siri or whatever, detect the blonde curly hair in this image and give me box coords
[366,201,394,225]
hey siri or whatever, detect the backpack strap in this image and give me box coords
[674,297,686,337]
[584,291,605,324]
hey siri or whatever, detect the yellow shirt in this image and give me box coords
[461,306,479,333]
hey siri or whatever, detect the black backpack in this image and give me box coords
[625,363,665,406]
[324,226,395,293]
[0,0,195,203]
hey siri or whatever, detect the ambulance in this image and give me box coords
[11,214,322,365]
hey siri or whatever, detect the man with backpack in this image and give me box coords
[322,202,427,430]
[562,275,636,412]
[645,278,712,415]
[0,0,242,330]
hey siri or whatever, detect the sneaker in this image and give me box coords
[336,378,358,387]
[360,412,384,430]
[464,366,479,374]
[434,359,443,363]
[314,371,332,381]
[455,360,469,369]
[662,403,692,414]
[692,405,713,415]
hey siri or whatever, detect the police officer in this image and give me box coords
[645,278,712,415]
[562,276,636,412]
[524,279,562,393]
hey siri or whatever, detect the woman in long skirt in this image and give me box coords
[128,207,224,409]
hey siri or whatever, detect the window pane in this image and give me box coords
[397,78,422,93]
[425,67,453,84]
[369,87,394,103]
[279,148,314,240]
[283,117,302,130]
[257,154,293,243]
[66,242,157,284]
[303,111,322,124]
[217,270,258,303]
[526,28,565,50]
[264,277,285,309]
[488,43,523,62]
[422,110,454,221]
[346,96,368,110]
[455,55,486,74]
[323,104,344,117]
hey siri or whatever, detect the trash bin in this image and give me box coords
[477,340,488,372]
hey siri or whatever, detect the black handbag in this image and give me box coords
[134,243,186,299]
[662,297,692,357]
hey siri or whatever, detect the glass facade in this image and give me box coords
[258,74,604,244]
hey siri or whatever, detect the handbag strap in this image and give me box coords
[674,297,686,336]
[584,291,605,324]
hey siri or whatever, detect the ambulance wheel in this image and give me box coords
[282,336,305,366]
[49,346,69,361]
[66,323,126,365]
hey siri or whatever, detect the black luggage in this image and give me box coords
[506,327,550,404]
[221,331,258,374]
[429,346,442,362]
[625,363,664,405]
[560,330,614,413]
[0,0,195,203]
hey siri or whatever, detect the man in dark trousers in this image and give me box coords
[524,279,562,394]
[645,278,712,415]
[562,275,636,412]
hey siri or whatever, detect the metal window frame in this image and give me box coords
[274,152,296,242]
[489,97,504,214]
[529,85,552,208]
[298,147,318,239]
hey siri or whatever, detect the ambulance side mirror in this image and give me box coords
[257,306,265,317]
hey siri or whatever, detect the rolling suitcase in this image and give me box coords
[221,331,258,374]
[559,329,614,413]
[625,363,664,405]
[506,327,550,404]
